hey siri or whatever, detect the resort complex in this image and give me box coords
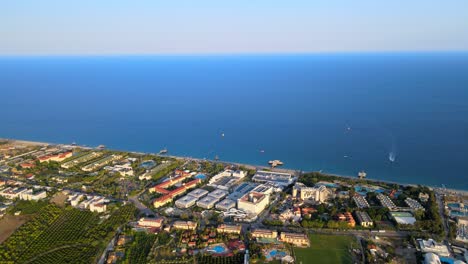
[0,139,467,264]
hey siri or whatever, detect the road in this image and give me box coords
[435,192,454,256]
[128,182,157,217]
[128,195,156,217]
[97,227,121,264]
[435,192,449,239]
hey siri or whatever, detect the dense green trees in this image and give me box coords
[0,204,137,264]
[123,232,157,264]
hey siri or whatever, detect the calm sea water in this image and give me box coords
[1,54,468,190]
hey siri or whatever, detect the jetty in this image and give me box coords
[358,171,367,179]
[269,160,283,168]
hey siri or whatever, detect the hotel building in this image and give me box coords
[237,191,269,215]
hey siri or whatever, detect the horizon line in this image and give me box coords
[1,50,468,58]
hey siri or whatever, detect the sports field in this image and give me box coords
[293,234,357,264]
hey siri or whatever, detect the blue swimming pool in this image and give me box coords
[316,182,338,188]
[450,211,468,217]
[448,203,468,209]
[212,245,227,253]
[195,174,207,180]
[439,256,455,264]
[267,249,286,259]
[140,160,156,169]
[354,186,385,196]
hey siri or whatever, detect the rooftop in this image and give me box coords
[239,191,267,204]
[186,188,209,198]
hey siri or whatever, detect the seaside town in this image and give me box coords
[0,138,467,264]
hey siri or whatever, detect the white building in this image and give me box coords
[173,221,197,230]
[353,195,370,209]
[405,197,425,211]
[216,198,236,211]
[0,187,46,201]
[208,189,228,200]
[186,188,209,199]
[208,169,247,190]
[377,194,397,209]
[82,154,122,172]
[252,170,296,187]
[89,203,107,213]
[138,217,163,228]
[418,239,450,257]
[175,195,198,208]
[0,187,29,199]
[419,193,430,203]
[252,184,275,195]
[456,217,468,243]
[197,196,219,209]
[69,193,84,206]
[104,163,134,177]
[354,211,373,227]
[228,182,258,201]
[292,183,331,203]
[19,189,47,201]
[424,253,441,264]
[237,191,269,215]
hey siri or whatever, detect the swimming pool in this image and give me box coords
[439,256,455,264]
[447,203,468,209]
[140,160,156,169]
[195,174,207,180]
[355,186,385,196]
[450,211,468,217]
[207,244,228,254]
[267,249,287,260]
[213,245,225,253]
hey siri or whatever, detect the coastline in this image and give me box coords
[3,137,468,195]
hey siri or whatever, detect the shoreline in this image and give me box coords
[3,137,468,195]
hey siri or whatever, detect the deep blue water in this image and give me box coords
[1,54,468,190]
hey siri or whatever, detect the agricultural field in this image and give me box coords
[0,204,137,264]
[7,199,49,215]
[197,253,245,264]
[293,234,358,264]
[121,232,157,264]
[0,214,29,243]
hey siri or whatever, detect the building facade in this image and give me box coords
[292,183,331,203]
[237,191,269,215]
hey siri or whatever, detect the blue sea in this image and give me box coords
[1,53,468,190]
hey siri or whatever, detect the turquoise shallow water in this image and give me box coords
[1,54,468,190]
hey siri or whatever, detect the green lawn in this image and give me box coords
[293,234,356,264]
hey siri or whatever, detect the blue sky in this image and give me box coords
[1,0,468,55]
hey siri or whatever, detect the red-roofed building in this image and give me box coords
[149,173,193,193]
[138,217,164,228]
[38,151,72,163]
[20,163,36,169]
[150,170,201,208]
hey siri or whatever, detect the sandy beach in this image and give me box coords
[3,137,468,195]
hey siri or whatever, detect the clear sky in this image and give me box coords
[1,0,468,55]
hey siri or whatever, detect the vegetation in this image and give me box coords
[200,161,225,175]
[122,232,156,264]
[7,199,49,215]
[196,253,244,264]
[152,161,183,181]
[293,234,356,264]
[448,221,457,240]
[0,205,63,261]
[0,204,137,264]
[248,242,265,262]
[301,219,325,228]
[262,219,283,226]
